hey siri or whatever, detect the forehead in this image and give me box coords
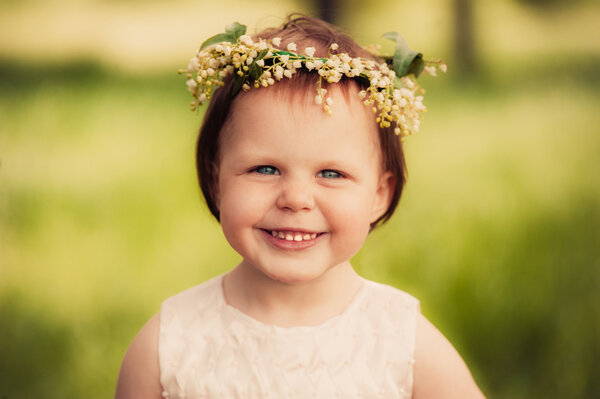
[220,81,382,162]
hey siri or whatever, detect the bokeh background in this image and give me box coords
[1,0,599,397]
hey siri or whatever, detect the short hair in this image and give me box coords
[195,14,407,228]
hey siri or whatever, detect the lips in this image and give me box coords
[264,229,321,242]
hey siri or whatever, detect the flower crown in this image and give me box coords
[181,22,446,139]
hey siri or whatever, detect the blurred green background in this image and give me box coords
[1,0,599,397]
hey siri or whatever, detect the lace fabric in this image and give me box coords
[159,274,419,399]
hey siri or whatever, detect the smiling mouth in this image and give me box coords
[263,229,323,242]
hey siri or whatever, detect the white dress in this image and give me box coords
[159,274,419,399]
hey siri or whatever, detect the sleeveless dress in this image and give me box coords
[159,274,419,399]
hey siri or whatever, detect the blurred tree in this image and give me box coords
[314,0,339,24]
[516,0,584,7]
[452,0,478,77]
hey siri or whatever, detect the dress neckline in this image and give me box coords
[216,274,369,335]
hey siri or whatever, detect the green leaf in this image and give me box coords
[382,31,424,77]
[226,22,247,42]
[249,62,262,80]
[272,50,295,57]
[256,49,269,61]
[231,74,245,97]
[200,22,247,50]
[200,33,235,50]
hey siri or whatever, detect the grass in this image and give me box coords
[1,5,599,397]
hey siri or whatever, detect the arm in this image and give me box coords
[413,314,485,399]
[114,314,164,399]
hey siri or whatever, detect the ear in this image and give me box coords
[370,171,395,224]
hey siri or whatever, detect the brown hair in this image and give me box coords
[195,14,407,228]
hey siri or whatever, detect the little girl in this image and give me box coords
[115,15,484,399]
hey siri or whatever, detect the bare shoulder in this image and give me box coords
[413,313,485,399]
[114,313,163,399]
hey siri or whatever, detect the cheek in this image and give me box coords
[321,191,373,240]
[218,181,270,237]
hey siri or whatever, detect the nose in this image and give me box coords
[275,176,315,212]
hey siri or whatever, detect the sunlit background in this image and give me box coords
[1,0,599,397]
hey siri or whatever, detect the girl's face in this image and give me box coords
[216,85,393,285]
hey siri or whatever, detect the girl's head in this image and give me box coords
[195,15,407,230]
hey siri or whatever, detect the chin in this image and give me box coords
[259,263,331,286]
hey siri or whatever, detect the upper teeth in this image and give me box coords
[271,230,318,241]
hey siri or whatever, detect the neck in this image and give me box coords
[223,261,363,327]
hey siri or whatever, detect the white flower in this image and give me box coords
[304,47,316,57]
[325,58,340,68]
[326,97,334,106]
[284,69,293,78]
[358,90,366,99]
[293,60,302,69]
[340,53,351,63]
[351,64,364,75]
[256,59,265,67]
[440,62,448,73]
[287,42,297,52]
[249,50,258,58]
[424,66,437,76]
[328,70,341,82]
[315,95,323,105]
[257,41,268,50]
[305,61,315,70]
[399,88,413,98]
[206,68,215,76]
[274,69,284,80]
[188,58,199,72]
[267,78,275,85]
[215,44,224,52]
[186,79,197,90]
[239,35,253,46]
[313,59,324,69]
[272,37,282,46]
[242,83,251,91]
[280,54,290,64]
[198,93,207,103]
[330,43,339,51]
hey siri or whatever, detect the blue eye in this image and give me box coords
[318,170,343,179]
[255,165,280,175]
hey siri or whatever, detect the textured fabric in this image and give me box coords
[159,275,419,399]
